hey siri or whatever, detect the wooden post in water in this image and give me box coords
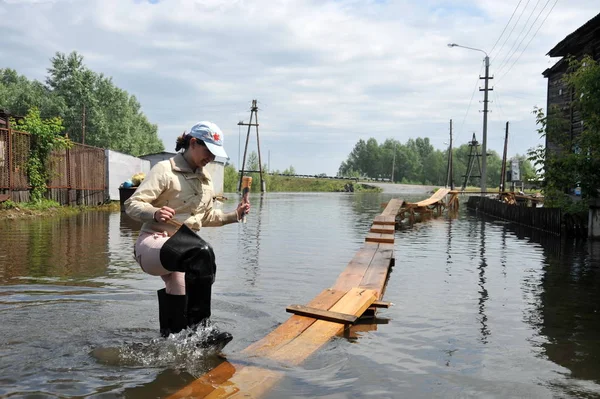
[237,100,265,193]
[500,122,509,193]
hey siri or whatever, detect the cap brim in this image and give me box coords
[205,142,228,159]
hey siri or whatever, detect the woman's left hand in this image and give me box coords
[236,201,250,220]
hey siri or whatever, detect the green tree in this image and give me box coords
[283,165,296,175]
[529,55,600,211]
[2,52,163,156]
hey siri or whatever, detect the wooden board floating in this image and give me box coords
[286,304,359,324]
[166,199,402,399]
[365,232,395,244]
[370,224,395,234]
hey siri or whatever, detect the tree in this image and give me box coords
[283,165,296,175]
[529,56,600,211]
[2,52,164,156]
[245,151,259,171]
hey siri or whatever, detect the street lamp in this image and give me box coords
[448,43,491,193]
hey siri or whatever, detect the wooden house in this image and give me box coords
[542,12,600,154]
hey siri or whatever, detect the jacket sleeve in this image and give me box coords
[200,202,239,227]
[124,163,168,223]
[199,178,238,227]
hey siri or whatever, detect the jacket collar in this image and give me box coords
[170,153,208,180]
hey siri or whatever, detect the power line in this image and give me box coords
[491,0,531,66]
[495,0,544,74]
[489,0,524,58]
[456,60,485,145]
[493,89,506,118]
[496,0,559,83]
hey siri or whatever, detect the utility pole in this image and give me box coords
[237,99,265,192]
[461,132,482,191]
[480,55,493,193]
[500,121,509,192]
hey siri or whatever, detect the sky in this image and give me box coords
[1,0,598,176]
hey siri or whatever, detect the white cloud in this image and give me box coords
[0,0,597,174]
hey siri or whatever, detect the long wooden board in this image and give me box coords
[193,288,378,399]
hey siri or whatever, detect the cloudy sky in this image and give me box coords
[1,0,598,175]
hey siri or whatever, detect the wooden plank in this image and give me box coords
[369,224,395,234]
[372,300,392,308]
[286,305,358,324]
[331,245,377,292]
[242,289,346,357]
[381,198,404,216]
[267,288,378,366]
[413,188,450,207]
[204,366,284,399]
[365,232,394,244]
[359,248,394,298]
[167,361,238,399]
[373,215,395,225]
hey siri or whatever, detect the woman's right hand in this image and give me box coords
[154,206,175,223]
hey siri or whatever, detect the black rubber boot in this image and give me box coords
[157,288,187,338]
[159,224,233,349]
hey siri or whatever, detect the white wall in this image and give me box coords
[205,162,225,196]
[106,150,151,200]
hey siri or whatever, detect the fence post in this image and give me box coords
[8,126,12,193]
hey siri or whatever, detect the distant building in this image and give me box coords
[106,150,151,201]
[542,12,600,154]
[139,151,226,195]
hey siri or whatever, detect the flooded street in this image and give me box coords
[1,192,600,398]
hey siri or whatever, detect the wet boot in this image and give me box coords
[157,288,187,338]
[185,273,233,350]
[159,224,233,349]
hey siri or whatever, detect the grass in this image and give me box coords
[0,199,120,220]
[226,172,381,193]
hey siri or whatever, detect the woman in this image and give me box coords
[125,121,250,343]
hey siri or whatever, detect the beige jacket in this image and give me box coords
[125,153,238,235]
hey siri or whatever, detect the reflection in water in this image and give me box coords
[478,219,490,344]
[238,193,265,286]
[0,212,110,284]
[538,238,600,386]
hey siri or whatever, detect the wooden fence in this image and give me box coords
[467,196,563,235]
[0,128,106,205]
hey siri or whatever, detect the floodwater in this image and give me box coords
[1,192,600,399]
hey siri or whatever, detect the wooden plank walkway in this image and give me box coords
[167,198,404,399]
[411,188,450,208]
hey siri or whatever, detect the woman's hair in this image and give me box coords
[175,133,207,152]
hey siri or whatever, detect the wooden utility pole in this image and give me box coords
[237,99,265,192]
[500,121,509,192]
